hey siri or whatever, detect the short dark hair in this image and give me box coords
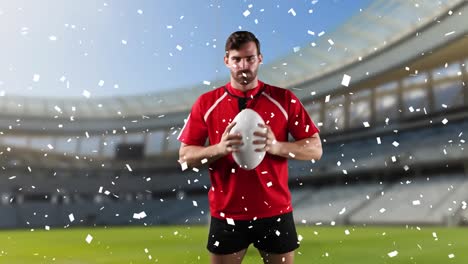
[225,31,261,56]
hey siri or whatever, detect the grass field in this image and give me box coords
[0,225,467,263]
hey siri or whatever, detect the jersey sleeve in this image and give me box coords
[287,91,320,140]
[177,96,208,146]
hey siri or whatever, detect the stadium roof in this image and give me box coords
[0,0,464,119]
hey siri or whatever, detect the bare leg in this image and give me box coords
[211,248,248,264]
[258,250,294,264]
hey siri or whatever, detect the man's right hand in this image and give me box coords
[216,121,243,156]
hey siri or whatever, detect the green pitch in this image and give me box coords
[0,225,467,263]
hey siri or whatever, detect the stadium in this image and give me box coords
[0,0,467,263]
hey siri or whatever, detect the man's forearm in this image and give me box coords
[179,144,224,168]
[275,137,322,161]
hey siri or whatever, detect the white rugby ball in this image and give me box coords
[229,109,266,170]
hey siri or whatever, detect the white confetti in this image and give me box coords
[325,95,330,103]
[33,74,40,82]
[137,9,143,15]
[344,229,350,235]
[181,161,188,171]
[243,10,251,17]
[82,90,91,98]
[388,250,398,258]
[448,253,455,259]
[392,141,399,147]
[193,201,198,207]
[49,35,57,41]
[442,118,448,125]
[201,158,208,164]
[379,208,386,213]
[69,213,75,222]
[214,241,219,247]
[413,200,421,205]
[363,122,370,127]
[176,45,183,51]
[288,152,295,158]
[85,234,93,244]
[341,74,351,87]
[203,81,211,85]
[133,211,147,219]
[376,137,381,144]
[227,218,235,226]
[445,31,455,36]
[98,80,104,87]
[121,39,127,45]
[275,230,281,236]
[288,8,296,16]
[47,144,54,150]
[328,39,334,45]
[126,164,133,172]
[339,207,346,215]
[266,181,273,187]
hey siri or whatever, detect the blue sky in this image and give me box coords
[0,0,373,98]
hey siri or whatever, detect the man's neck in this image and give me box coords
[230,78,258,92]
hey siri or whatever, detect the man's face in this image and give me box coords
[224,41,263,86]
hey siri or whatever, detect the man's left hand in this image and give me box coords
[253,123,281,156]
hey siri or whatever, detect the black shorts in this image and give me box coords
[207,212,299,255]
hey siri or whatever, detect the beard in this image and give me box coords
[231,69,257,85]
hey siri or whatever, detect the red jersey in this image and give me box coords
[178,80,319,220]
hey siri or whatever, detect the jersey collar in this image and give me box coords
[226,80,264,98]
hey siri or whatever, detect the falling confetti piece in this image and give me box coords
[126,164,133,172]
[181,161,188,171]
[82,90,91,98]
[85,234,93,244]
[341,74,351,87]
[33,74,40,82]
[288,8,296,16]
[388,250,398,258]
